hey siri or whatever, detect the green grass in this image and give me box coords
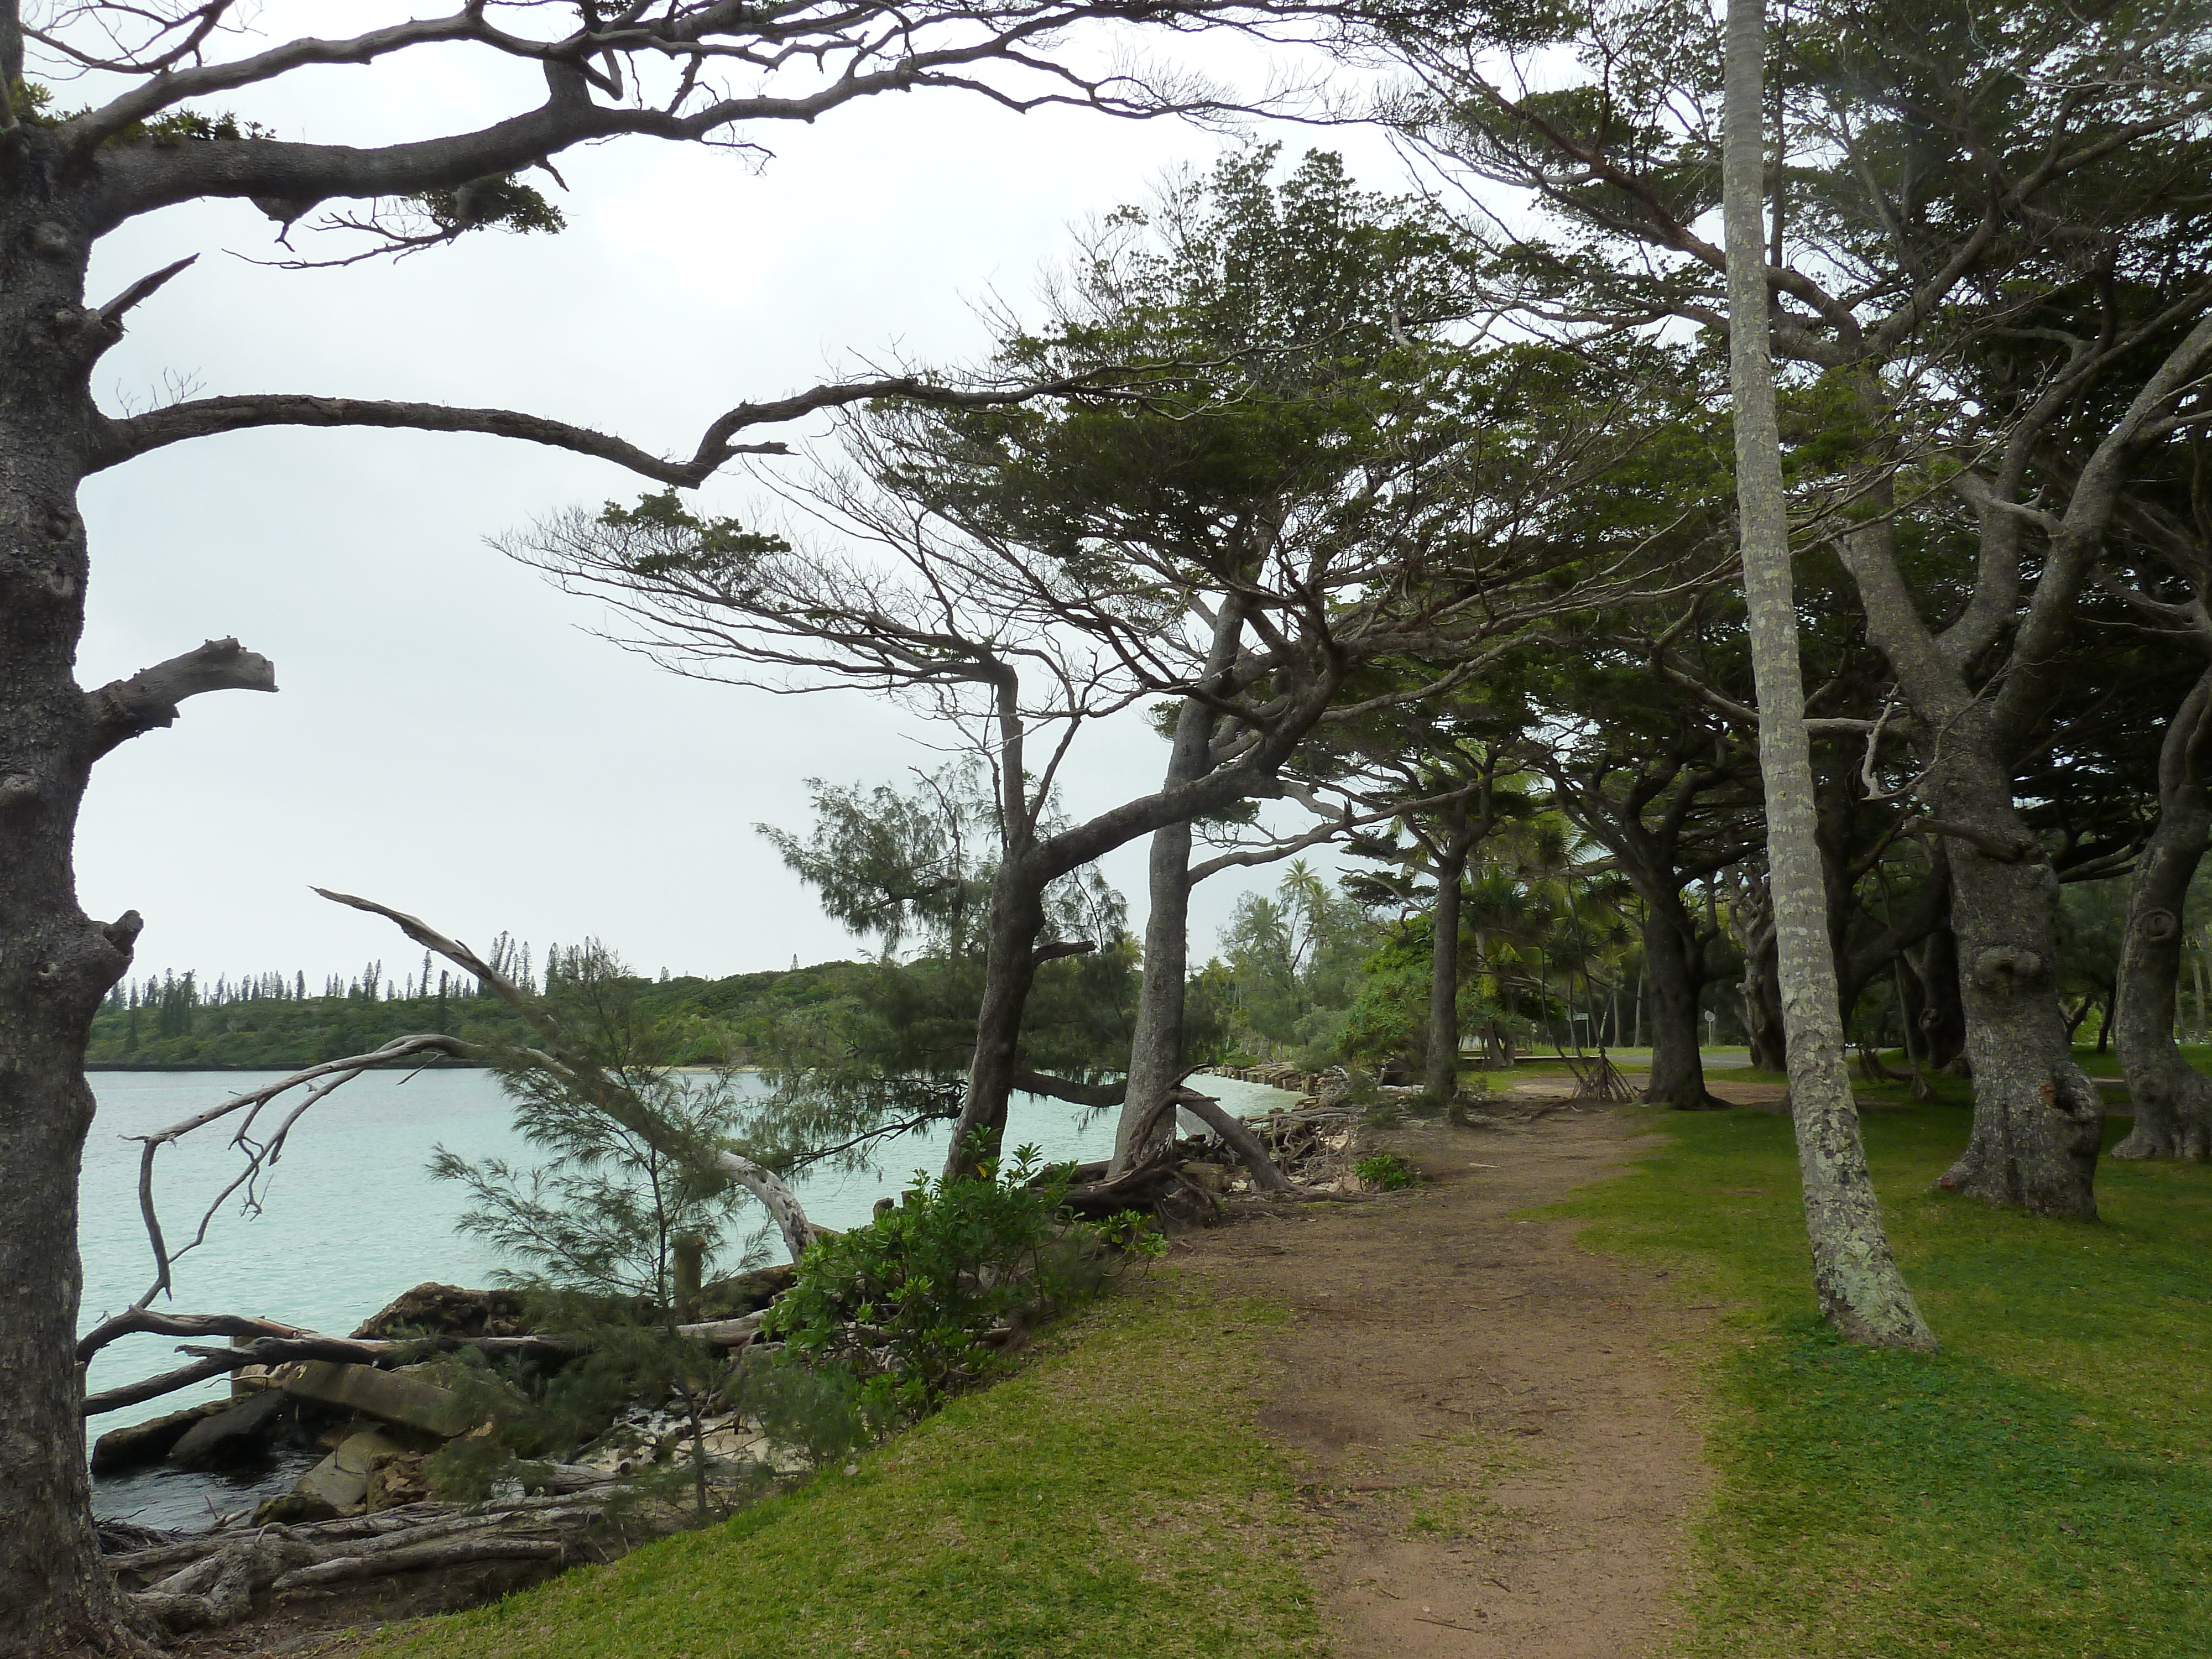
[1550,1100,2212,1658]
[372,1281,1324,1659]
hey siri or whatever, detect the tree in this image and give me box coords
[1397,0,2212,1217]
[1311,689,1522,1110]
[1535,679,1758,1109]
[0,7,1395,1642]
[2101,537,2212,1155]
[745,765,1137,1170]
[517,153,1625,1176]
[432,943,759,1307]
[1720,0,1931,1346]
[1214,860,1379,1062]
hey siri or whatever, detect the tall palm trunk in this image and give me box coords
[1722,0,1934,1346]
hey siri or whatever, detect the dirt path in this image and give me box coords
[1178,1108,1717,1658]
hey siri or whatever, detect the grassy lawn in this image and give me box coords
[368,1065,2210,1659]
[1551,1096,2212,1659]
[370,1281,1324,1659]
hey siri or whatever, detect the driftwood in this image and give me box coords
[117,1489,610,1632]
[1856,1043,1910,1084]
[1056,1159,1188,1219]
[1557,1049,1636,1103]
[125,1032,480,1308]
[84,1309,770,1416]
[269,1536,565,1593]
[1174,1094,1295,1193]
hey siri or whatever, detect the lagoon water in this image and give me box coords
[80,1067,1292,1528]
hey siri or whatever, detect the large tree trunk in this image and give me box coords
[1112,823,1197,1172]
[1111,603,1243,1172]
[1639,905,1725,1109]
[1422,802,1475,1113]
[2114,669,2212,1160]
[1907,863,1968,1071]
[943,867,1050,1176]
[1738,883,1788,1071]
[1721,0,1933,1347]
[0,201,145,1653]
[1924,737,2103,1215]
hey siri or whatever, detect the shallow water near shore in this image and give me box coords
[80,1067,1291,1530]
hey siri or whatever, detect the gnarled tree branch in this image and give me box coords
[83,637,276,760]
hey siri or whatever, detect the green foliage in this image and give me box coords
[764,1146,1146,1412]
[139,107,278,143]
[368,1282,1323,1659]
[1549,1100,2212,1658]
[418,949,787,1519]
[431,943,761,1306]
[1335,920,1436,1067]
[84,959,857,1069]
[1214,860,1379,1067]
[729,1352,897,1473]
[593,491,792,581]
[10,78,274,140]
[1351,1152,1418,1191]
[743,766,1135,1171]
[414,174,566,238]
[418,1295,707,1486]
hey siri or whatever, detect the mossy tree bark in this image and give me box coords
[1721,0,1934,1347]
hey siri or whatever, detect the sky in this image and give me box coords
[60,4,1430,988]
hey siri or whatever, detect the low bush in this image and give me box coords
[1352,1151,1418,1191]
[765,1143,1161,1415]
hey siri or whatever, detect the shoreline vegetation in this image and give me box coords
[361,1080,2210,1659]
[86,964,858,1073]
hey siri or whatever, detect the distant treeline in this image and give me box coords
[86,952,862,1070]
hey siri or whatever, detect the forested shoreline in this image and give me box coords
[13,0,2212,1655]
[82,962,853,1072]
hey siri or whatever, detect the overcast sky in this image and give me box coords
[63,7,1430,988]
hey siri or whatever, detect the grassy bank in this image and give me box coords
[1550,1096,2212,1658]
[373,1281,1323,1659]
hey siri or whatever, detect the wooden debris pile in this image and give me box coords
[109,1485,622,1633]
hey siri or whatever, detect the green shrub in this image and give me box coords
[1352,1152,1418,1191]
[764,1143,1159,1413]
[730,1352,896,1472]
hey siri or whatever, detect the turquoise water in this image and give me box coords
[80,1067,1288,1526]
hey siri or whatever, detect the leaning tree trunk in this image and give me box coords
[1111,602,1241,1173]
[1638,905,1725,1109]
[1721,0,1934,1347]
[1422,803,1475,1114]
[1111,820,1197,1173]
[943,865,1051,1177]
[0,201,146,1652]
[2114,669,2212,1159]
[1923,733,2103,1215]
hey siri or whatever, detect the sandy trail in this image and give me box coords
[1179,1107,1717,1658]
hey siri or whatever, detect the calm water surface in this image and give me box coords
[81,1067,1290,1527]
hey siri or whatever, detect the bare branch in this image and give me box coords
[313,887,821,1259]
[88,368,1141,482]
[83,637,276,760]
